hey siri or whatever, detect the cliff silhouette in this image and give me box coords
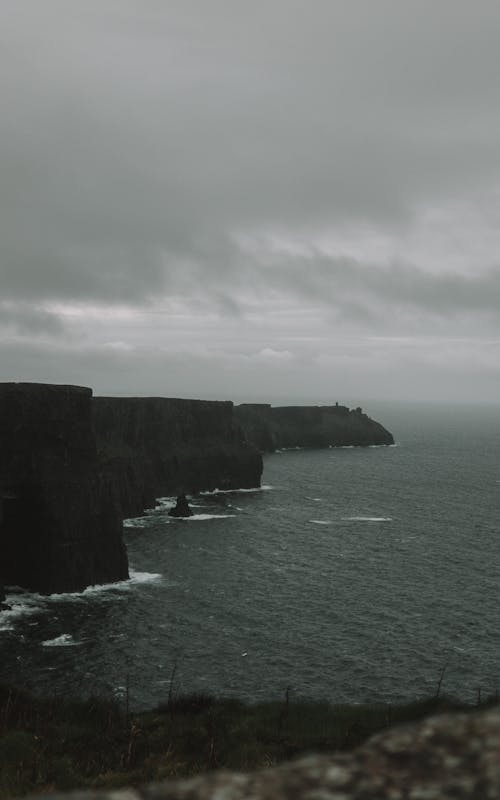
[0,385,393,599]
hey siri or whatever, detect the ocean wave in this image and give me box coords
[73,571,163,595]
[1,571,163,617]
[185,513,236,521]
[200,485,273,495]
[124,516,165,528]
[152,497,176,508]
[0,597,46,631]
[276,447,303,451]
[342,516,392,522]
[128,570,163,584]
[42,633,81,647]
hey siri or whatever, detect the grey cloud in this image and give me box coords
[2,1,500,400]
[0,302,66,336]
[276,258,500,317]
[1,329,498,406]
[3,1,500,307]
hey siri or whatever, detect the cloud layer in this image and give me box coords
[1,1,500,403]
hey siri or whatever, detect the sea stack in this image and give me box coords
[168,494,194,518]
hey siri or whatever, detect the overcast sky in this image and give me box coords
[1,1,500,406]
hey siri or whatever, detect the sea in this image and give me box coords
[1,402,499,711]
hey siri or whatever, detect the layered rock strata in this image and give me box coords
[93,397,263,519]
[235,403,394,451]
[0,383,129,595]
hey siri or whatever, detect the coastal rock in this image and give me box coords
[0,383,129,595]
[93,397,263,519]
[235,403,394,451]
[34,705,500,799]
[168,494,194,517]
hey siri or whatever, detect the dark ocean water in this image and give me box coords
[1,403,499,709]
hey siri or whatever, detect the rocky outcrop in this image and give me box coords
[32,705,500,799]
[235,403,394,451]
[0,383,129,595]
[168,494,194,518]
[93,397,263,519]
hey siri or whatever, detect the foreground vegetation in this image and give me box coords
[0,684,494,798]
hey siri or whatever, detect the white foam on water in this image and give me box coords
[10,571,163,604]
[42,633,81,647]
[309,520,332,525]
[0,597,46,631]
[342,516,392,522]
[76,571,163,595]
[185,513,236,521]
[200,485,273,495]
[124,516,163,528]
[0,571,162,635]
[128,570,163,584]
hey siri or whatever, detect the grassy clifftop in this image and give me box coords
[0,684,485,798]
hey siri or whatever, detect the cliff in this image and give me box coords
[93,397,263,519]
[235,403,394,451]
[0,386,391,599]
[0,383,128,596]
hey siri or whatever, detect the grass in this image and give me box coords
[0,683,494,798]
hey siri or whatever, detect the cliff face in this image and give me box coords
[93,397,263,519]
[0,383,129,595]
[0,386,391,598]
[235,403,394,451]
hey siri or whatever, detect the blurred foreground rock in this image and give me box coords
[36,705,500,799]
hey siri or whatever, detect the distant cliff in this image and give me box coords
[93,397,263,519]
[235,403,394,451]
[0,383,129,597]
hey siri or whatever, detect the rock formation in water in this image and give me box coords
[0,383,129,596]
[168,494,194,518]
[235,402,394,451]
[93,396,263,520]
